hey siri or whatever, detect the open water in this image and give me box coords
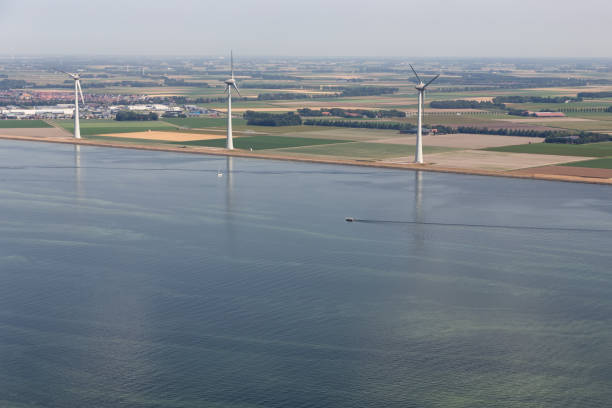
[1,140,612,407]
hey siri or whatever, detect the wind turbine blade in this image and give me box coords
[230,50,234,79]
[77,80,85,104]
[53,67,73,77]
[424,74,440,89]
[233,83,241,97]
[409,64,422,83]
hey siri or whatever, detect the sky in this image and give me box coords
[1,0,611,58]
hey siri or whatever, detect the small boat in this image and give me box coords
[217,170,223,177]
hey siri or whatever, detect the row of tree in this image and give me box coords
[0,79,32,89]
[303,119,415,131]
[297,108,405,118]
[577,91,612,98]
[243,111,302,126]
[432,124,611,144]
[492,96,582,104]
[430,100,506,110]
[163,78,210,87]
[115,111,159,121]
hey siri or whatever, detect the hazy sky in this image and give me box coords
[1,0,611,58]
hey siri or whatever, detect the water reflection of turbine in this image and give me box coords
[225,156,233,213]
[74,144,84,200]
[224,156,237,257]
[414,170,423,223]
[413,170,425,246]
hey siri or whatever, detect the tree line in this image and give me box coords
[430,100,506,110]
[0,79,32,89]
[303,119,415,131]
[492,96,582,103]
[115,111,159,121]
[577,91,612,98]
[297,108,405,118]
[243,111,302,126]
[432,125,611,144]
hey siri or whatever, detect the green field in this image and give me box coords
[171,135,352,150]
[0,120,51,128]
[58,120,175,135]
[563,158,612,169]
[276,142,455,159]
[485,142,612,157]
[163,117,246,128]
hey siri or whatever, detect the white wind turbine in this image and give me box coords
[409,65,439,164]
[224,51,241,150]
[57,69,85,139]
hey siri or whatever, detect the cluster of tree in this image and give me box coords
[545,132,611,144]
[432,72,608,88]
[241,83,301,89]
[577,91,612,98]
[429,100,506,110]
[243,111,302,126]
[0,79,32,89]
[115,111,159,121]
[257,93,309,100]
[163,77,209,87]
[243,73,303,81]
[158,96,249,104]
[257,86,398,101]
[297,108,405,118]
[161,112,187,118]
[507,109,531,116]
[336,86,398,97]
[431,124,612,144]
[429,86,503,93]
[558,106,610,112]
[55,80,160,89]
[432,125,564,138]
[492,96,582,104]
[303,119,414,131]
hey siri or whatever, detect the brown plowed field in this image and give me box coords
[511,166,612,179]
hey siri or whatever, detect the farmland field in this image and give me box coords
[276,141,455,159]
[562,157,612,169]
[171,135,352,150]
[0,119,51,128]
[485,142,612,157]
[57,120,175,135]
[163,117,246,128]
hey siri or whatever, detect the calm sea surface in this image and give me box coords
[1,140,612,407]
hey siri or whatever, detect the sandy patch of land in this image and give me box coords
[0,128,71,138]
[371,134,543,149]
[384,150,587,171]
[101,131,224,142]
[511,165,612,179]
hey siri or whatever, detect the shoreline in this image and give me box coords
[1,134,611,186]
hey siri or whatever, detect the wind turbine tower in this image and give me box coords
[58,70,85,139]
[409,65,439,164]
[224,51,241,150]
